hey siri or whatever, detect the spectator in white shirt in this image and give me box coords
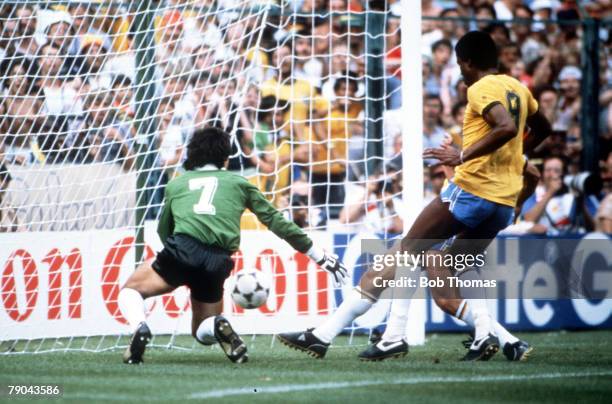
[339,173,403,235]
[422,8,464,59]
[422,94,447,165]
[521,156,575,234]
[494,0,521,21]
[36,44,82,116]
[293,30,323,89]
[160,63,196,133]
[321,43,364,102]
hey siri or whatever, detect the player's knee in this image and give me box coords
[432,294,455,315]
[360,268,388,288]
[122,279,141,293]
[400,237,417,254]
[121,279,149,298]
[358,273,384,299]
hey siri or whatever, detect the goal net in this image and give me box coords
[0,0,417,353]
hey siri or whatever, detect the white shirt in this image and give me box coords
[295,58,324,89]
[321,73,366,103]
[42,85,82,115]
[102,53,136,83]
[183,17,222,50]
[383,109,403,159]
[532,185,575,234]
[423,126,448,165]
[343,184,403,234]
[494,1,514,21]
[159,125,184,164]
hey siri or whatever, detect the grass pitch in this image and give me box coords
[1,331,611,403]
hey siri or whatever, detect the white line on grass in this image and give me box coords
[189,370,612,399]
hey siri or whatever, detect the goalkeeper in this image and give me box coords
[118,127,347,364]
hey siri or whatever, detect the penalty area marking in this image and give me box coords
[189,370,612,399]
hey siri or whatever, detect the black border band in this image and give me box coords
[482,101,502,116]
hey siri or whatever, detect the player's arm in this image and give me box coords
[514,162,541,221]
[523,109,552,155]
[244,182,348,283]
[512,88,550,220]
[423,103,517,165]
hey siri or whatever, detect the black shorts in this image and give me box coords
[152,233,234,303]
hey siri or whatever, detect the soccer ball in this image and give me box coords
[229,269,271,309]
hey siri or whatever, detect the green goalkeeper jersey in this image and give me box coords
[157,166,313,253]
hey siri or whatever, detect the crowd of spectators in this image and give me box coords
[397,0,612,235]
[0,0,610,235]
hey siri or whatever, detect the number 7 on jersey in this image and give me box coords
[189,177,218,215]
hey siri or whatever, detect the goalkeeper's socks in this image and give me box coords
[381,298,411,343]
[312,287,374,344]
[118,288,146,332]
[195,316,217,345]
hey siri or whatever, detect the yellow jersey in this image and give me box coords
[260,77,314,122]
[454,74,538,207]
[307,104,363,175]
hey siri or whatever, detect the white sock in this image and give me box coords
[382,298,411,342]
[457,300,475,328]
[195,316,217,345]
[381,266,421,342]
[459,302,517,345]
[118,288,146,332]
[493,322,519,346]
[457,299,493,341]
[312,288,374,343]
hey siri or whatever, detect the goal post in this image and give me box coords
[400,0,425,346]
[132,0,159,265]
[0,0,426,351]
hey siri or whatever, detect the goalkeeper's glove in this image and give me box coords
[306,245,349,284]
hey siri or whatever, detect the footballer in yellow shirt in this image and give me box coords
[453,74,539,206]
[275,31,553,364]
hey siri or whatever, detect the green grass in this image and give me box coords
[1,331,612,403]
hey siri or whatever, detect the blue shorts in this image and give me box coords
[441,182,514,233]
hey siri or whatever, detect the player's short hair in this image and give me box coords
[455,31,499,70]
[184,126,232,170]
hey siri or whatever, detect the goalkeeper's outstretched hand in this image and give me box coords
[317,253,349,284]
[306,245,349,284]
